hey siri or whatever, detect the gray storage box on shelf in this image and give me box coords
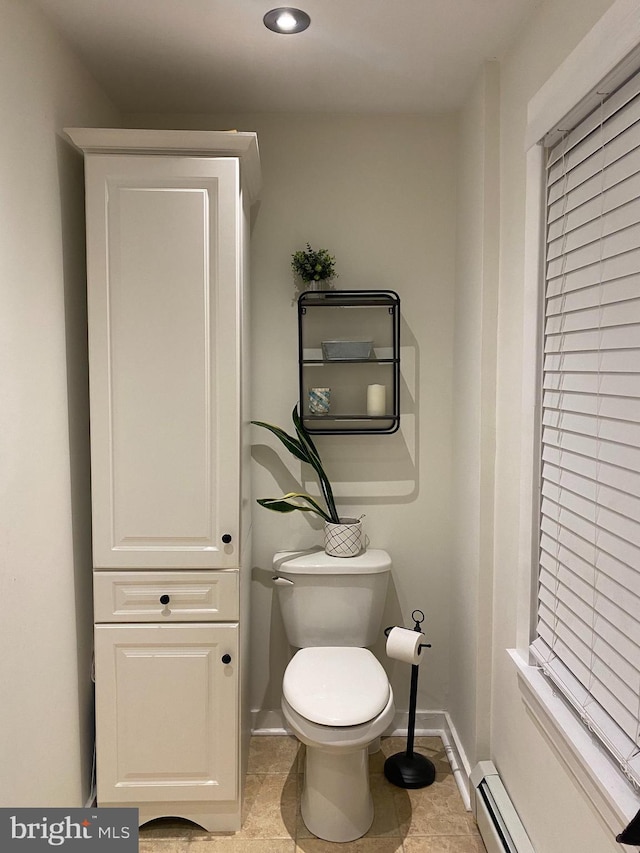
[321,340,373,361]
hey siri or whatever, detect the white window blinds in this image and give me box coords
[531,68,640,788]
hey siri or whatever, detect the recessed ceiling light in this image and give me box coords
[263,7,311,34]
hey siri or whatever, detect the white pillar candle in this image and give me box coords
[366,384,386,416]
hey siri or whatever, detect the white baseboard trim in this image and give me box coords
[250,708,290,735]
[251,707,472,810]
[441,710,472,810]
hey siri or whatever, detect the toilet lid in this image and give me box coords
[283,647,390,726]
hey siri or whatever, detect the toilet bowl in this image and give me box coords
[272,549,394,842]
[281,646,395,842]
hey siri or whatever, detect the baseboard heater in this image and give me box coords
[470,761,535,853]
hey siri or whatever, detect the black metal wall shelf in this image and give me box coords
[298,289,400,435]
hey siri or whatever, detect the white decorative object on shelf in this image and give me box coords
[367,384,386,416]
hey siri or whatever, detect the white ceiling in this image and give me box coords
[33,0,540,114]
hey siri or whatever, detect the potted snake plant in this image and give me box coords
[252,405,363,557]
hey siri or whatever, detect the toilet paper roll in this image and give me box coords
[385,626,425,665]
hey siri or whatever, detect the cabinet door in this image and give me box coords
[85,155,241,569]
[94,623,238,804]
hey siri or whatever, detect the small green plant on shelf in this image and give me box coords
[251,405,340,523]
[291,243,337,284]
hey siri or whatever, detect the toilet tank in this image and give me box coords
[273,549,391,648]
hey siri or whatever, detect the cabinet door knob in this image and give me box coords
[221,533,232,544]
[221,654,232,664]
[160,594,170,605]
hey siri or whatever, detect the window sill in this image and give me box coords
[508,649,639,838]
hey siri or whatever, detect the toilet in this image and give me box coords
[272,548,395,843]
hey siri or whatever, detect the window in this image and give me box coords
[531,68,640,789]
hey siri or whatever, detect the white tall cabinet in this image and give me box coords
[66,129,260,831]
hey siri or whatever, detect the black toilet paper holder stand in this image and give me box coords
[383,609,436,789]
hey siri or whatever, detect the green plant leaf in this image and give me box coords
[256,493,332,522]
[252,406,340,524]
[251,419,309,463]
[291,243,337,282]
[292,406,322,468]
[291,405,339,522]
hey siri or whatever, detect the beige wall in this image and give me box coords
[450,61,500,772]
[126,110,459,721]
[250,114,458,721]
[0,0,119,806]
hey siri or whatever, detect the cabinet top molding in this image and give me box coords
[64,127,261,205]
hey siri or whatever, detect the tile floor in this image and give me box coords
[139,735,486,852]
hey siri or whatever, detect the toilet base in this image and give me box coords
[301,744,373,842]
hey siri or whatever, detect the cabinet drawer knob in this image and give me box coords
[221,654,232,664]
[221,533,232,544]
[160,594,170,605]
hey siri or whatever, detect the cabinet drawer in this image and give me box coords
[94,571,239,622]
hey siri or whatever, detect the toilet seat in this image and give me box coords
[282,686,395,751]
[283,647,390,726]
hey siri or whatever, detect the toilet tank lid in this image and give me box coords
[273,549,391,575]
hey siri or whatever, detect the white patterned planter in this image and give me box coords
[324,517,363,558]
